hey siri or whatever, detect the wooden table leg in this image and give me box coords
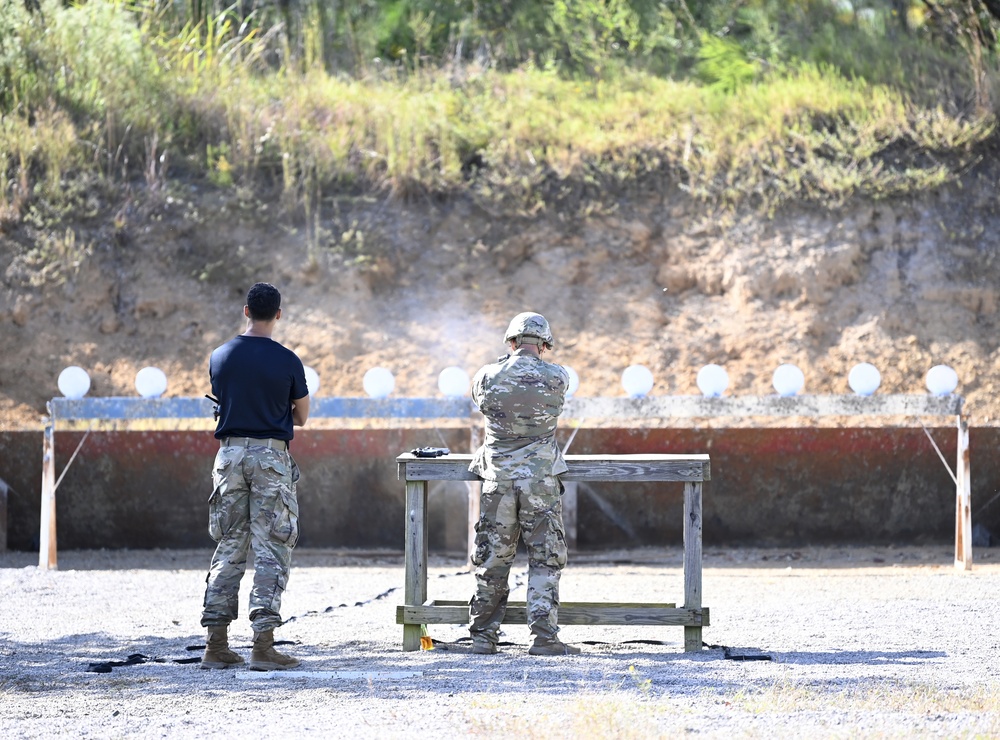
[403,479,428,651]
[683,481,703,651]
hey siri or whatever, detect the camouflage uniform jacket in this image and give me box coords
[469,348,569,481]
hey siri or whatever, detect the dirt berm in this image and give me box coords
[1,164,999,429]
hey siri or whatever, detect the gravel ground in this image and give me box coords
[1,545,999,739]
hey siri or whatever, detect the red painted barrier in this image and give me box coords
[1,427,997,551]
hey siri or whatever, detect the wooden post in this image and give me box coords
[955,414,972,571]
[403,479,429,651]
[39,420,58,570]
[0,477,8,552]
[562,481,578,551]
[683,481,703,651]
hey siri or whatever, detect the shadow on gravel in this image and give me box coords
[0,550,214,571]
[8,546,995,572]
[613,647,948,666]
[1,631,780,698]
[770,649,946,664]
[0,549,420,571]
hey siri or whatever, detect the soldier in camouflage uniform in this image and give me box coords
[468,312,580,656]
[200,282,310,671]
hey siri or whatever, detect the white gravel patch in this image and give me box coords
[1,546,999,738]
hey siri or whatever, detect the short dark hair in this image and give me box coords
[246,282,281,321]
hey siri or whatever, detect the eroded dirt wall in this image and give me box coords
[3,181,1000,431]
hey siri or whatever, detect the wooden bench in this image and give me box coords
[396,452,711,652]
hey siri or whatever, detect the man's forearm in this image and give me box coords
[292,396,310,426]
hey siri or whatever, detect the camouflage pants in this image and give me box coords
[470,476,567,644]
[201,445,300,632]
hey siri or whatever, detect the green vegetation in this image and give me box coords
[1,0,998,225]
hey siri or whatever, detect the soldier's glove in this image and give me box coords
[411,447,450,458]
[205,394,220,421]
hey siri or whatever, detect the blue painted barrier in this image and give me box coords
[49,396,472,421]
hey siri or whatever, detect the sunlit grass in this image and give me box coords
[464,690,668,739]
[718,678,1000,715]
[197,62,992,215]
[463,677,1000,738]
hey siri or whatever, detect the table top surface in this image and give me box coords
[397,452,709,463]
[397,452,711,482]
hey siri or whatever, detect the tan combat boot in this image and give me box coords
[249,629,301,671]
[201,626,245,670]
[528,636,581,656]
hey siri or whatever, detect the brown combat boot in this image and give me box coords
[201,626,245,670]
[249,629,301,671]
[528,636,581,656]
[470,638,498,655]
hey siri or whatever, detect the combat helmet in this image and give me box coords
[504,312,554,348]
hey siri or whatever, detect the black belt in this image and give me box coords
[221,436,288,451]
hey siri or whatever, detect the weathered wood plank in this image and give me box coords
[402,480,428,651]
[561,458,711,482]
[427,600,679,608]
[397,603,704,627]
[398,454,711,483]
[400,460,479,481]
[683,481,703,652]
[562,394,963,420]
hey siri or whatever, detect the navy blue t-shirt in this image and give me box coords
[210,335,309,442]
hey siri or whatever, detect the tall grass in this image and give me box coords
[0,0,996,227]
[201,62,994,214]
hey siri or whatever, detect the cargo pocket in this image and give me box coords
[269,492,299,547]
[257,455,289,479]
[207,487,224,542]
[471,481,499,567]
[471,517,493,568]
[259,455,299,547]
[207,456,235,542]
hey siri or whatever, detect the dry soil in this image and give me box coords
[2,184,1000,430]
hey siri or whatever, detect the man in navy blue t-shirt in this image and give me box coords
[200,282,310,671]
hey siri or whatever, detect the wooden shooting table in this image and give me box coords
[396,452,711,652]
